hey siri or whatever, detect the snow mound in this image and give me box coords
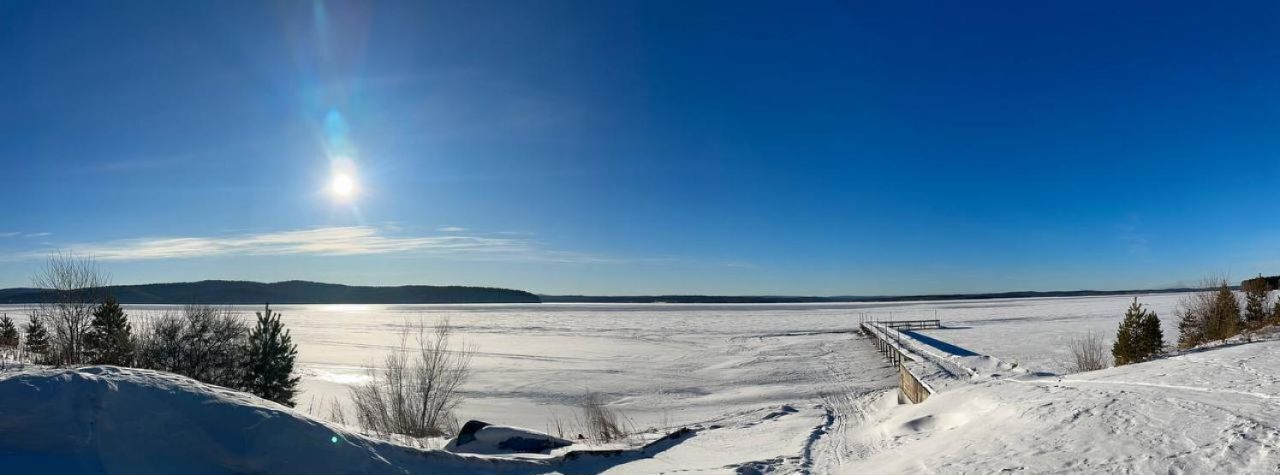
[0,366,693,474]
[841,341,1280,473]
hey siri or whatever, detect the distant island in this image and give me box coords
[0,280,541,304]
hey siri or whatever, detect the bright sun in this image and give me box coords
[330,173,356,198]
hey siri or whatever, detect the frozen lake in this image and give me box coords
[0,292,1193,432]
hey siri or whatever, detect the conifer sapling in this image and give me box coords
[86,296,134,366]
[0,314,18,349]
[241,304,301,406]
[24,316,51,364]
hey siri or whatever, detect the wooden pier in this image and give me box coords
[860,320,938,404]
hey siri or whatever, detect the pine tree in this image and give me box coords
[1113,298,1143,365]
[240,304,300,406]
[1242,277,1270,329]
[24,316,51,364]
[85,296,134,366]
[1138,309,1163,360]
[0,314,19,349]
[1207,284,1241,341]
[1273,298,1280,326]
[1176,306,1202,349]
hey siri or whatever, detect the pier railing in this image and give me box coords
[860,320,938,404]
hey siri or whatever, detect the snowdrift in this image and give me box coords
[841,340,1280,473]
[0,366,693,474]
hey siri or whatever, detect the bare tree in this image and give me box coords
[1068,331,1110,372]
[351,318,474,438]
[31,252,108,366]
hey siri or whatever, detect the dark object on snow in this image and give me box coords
[453,420,491,447]
[448,420,573,455]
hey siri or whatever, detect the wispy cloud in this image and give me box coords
[14,226,633,264]
[437,226,467,233]
[1,232,50,238]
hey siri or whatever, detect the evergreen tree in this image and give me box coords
[1273,298,1280,326]
[1138,309,1164,359]
[0,314,19,349]
[24,316,51,364]
[1176,307,1203,349]
[240,304,300,406]
[1113,298,1143,365]
[1242,277,1270,329]
[86,296,134,366]
[1206,284,1241,341]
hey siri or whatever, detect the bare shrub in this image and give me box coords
[1177,276,1243,348]
[135,305,247,388]
[581,392,628,442]
[350,318,473,438]
[31,252,108,366]
[1068,331,1110,372]
[545,392,636,444]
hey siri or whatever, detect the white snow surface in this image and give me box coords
[3,293,1275,473]
[829,340,1280,473]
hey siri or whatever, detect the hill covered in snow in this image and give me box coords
[825,340,1280,473]
[0,367,697,474]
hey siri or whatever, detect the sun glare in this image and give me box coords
[330,173,356,199]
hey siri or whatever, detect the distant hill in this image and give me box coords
[0,280,541,305]
[539,287,1213,304]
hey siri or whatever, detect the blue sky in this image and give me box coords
[2,1,1279,295]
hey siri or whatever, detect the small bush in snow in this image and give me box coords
[1068,331,1110,372]
[133,304,302,405]
[580,392,629,442]
[351,318,473,438]
[135,305,248,389]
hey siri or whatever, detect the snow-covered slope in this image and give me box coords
[831,340,1280,473]
[0,366,711,474]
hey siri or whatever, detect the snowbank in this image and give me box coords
[838,340,1280,473]
[0,366,697,474]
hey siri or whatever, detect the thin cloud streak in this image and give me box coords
[17,226,637,264]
